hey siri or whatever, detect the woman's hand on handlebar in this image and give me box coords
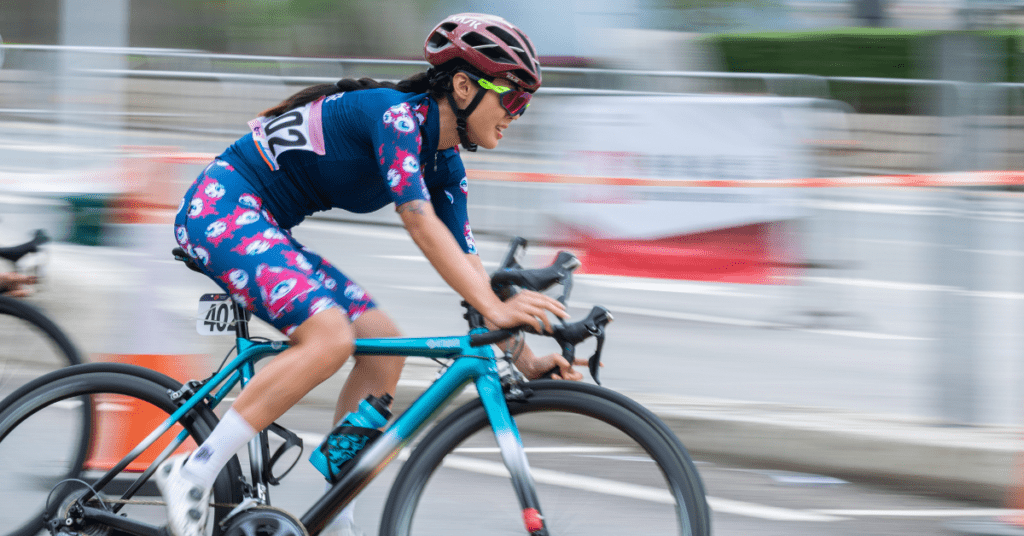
[486,289,568,334]
[518,351,588,381]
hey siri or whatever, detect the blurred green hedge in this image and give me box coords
[703,28,1024,114]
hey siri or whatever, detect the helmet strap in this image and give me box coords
[446,85,488,152]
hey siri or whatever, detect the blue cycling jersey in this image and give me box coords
[219,88,476,254]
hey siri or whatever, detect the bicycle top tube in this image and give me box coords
[236,333,494,361]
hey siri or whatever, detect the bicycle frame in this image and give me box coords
[84,308,546,536]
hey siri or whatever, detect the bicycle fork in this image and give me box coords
[476,373,548,536]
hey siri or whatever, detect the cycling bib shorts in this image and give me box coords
[174,160,377,335]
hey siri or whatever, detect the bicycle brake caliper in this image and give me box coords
[498,356,530,402]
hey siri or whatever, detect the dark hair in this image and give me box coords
[260,71,441,118]
[258,60,486,118]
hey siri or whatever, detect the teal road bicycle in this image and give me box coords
[0,237,710,536]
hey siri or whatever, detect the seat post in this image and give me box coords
[232,300,250,340]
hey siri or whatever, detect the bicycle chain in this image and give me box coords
[86,498,241,508]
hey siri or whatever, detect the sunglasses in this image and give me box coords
[463,72,532,117]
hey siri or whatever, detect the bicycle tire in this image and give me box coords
[0,295,82,398]
[380,381,711,536]
[0,365,243,536]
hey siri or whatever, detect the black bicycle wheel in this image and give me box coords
[0,295,82,400]
[380,381,711,536]
[0,364,243,536]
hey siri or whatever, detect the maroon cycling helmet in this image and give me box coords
[424,13,542,92]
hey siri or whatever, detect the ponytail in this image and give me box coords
[259,71,440,118]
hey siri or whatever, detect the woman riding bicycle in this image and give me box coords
[163,13,582,536]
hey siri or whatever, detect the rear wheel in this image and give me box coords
[0,295,81,399]
[0,365,243,536]
[381,381,710,536]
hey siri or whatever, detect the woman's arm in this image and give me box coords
[397,199,566,333]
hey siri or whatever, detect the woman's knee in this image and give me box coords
[290,308,355,375]
[353,308,402,339]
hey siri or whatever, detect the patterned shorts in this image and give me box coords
[173,159,377,336]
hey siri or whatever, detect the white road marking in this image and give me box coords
[296,221,410,241]
[804,199,940,216]
[376,255,428,262]
[441,454,846,522]
[812,508,1024,518]
[793,276,951,293]
[51,400,83,410]
[385,284,455,294]
[570,303,779,329]
[451,446,633,454]
[576,274,762,297]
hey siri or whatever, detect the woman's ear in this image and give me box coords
[450,72,473,106]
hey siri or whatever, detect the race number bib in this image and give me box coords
[196,293,251,335]
[248,96,328,171]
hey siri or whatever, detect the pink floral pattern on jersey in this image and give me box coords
[387,148,419,196]
[463,222,477,255]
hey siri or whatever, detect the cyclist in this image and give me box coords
[162,13,584,536]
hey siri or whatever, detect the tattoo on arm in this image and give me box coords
[397,200,428,216]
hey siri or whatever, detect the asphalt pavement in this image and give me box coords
[3,214,1022,508]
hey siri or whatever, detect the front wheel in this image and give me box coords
[381,381,710,536]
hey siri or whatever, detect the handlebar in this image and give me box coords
[468,236,614,384]
[0,229,49,263]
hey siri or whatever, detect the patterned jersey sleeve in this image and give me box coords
[430,151,476,255]
[372,102,430,207]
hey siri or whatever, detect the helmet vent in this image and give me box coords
[439,22,459,32]
[426,32,451,52]
[488,26,534,71]
[513,28,536,58]
[464,32,517,65]
[510,69,538,89]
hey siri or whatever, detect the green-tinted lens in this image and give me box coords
[476,77,512,94]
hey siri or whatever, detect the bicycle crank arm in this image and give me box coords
[78,506,164,536]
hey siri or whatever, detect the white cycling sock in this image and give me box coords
[324,482,357,525]
[181,408,257,489]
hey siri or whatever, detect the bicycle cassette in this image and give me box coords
[221,506,308,536]
[45,483,111,536]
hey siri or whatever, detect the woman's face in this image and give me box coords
[450,72,520,150]
[466,88,516,150]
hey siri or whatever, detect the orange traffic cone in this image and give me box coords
[85,148,209,472]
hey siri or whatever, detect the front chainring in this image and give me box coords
[221,506,308,536]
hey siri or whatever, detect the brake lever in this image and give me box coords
[588,327,606,385]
